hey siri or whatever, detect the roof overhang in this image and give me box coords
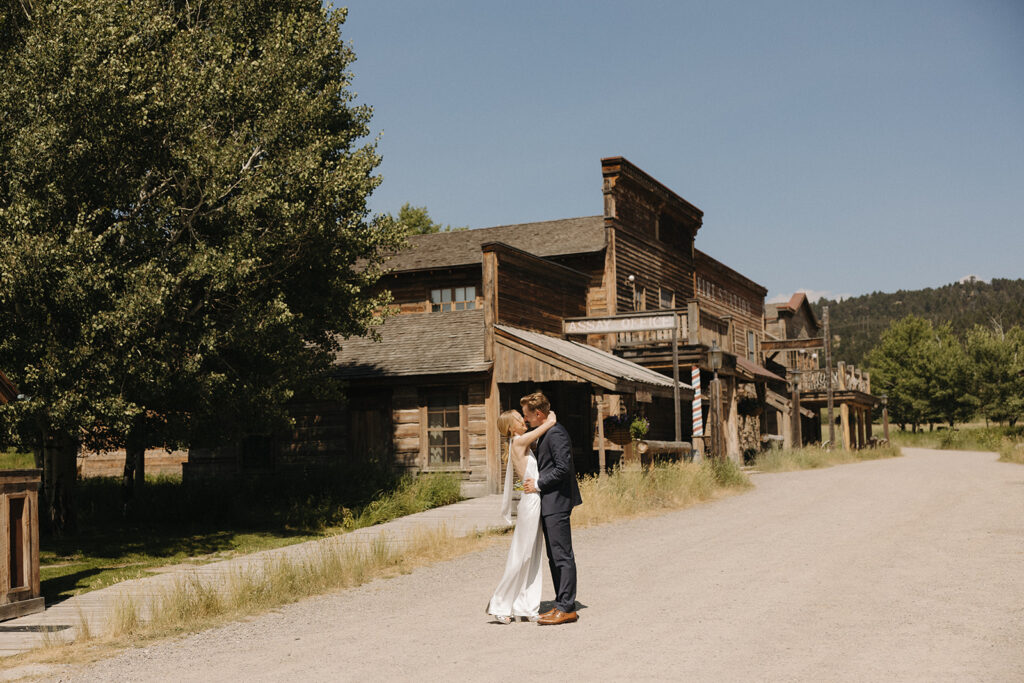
[735,356,787,383]
[494,325,691,400]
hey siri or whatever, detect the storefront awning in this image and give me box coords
[735,356,787,383]
[494,324,691,399]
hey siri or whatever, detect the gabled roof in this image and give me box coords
[495,324,690,395]
[332,309,489,379]
[766,292,821,328]
[383,216,605,272]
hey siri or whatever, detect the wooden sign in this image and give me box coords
[563,314,676,335]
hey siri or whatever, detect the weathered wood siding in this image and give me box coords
[600,157,702,316]
[695,250,766,360]
[487,244,587,335]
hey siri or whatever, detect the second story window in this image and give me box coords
[659,287,675,309]
[747,330,756,362]
[431,286,476,312]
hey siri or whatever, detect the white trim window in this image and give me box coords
[431,286,476,312]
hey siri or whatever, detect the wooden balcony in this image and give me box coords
[796,362,871,395]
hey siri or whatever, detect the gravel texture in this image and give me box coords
[29,448,1024,682]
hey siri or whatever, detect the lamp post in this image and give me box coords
[881,394,890,443]
[709,340,722,459]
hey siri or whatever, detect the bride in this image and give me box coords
[486,408,557,624]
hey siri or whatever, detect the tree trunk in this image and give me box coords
[122,431,146,512]
[38,434,78,536]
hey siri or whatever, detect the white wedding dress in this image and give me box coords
[486,449,544,619]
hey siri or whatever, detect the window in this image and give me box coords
[659,287,674,310]
[426,391,462,467]
[431,286,476,312]
[747,331,756,362]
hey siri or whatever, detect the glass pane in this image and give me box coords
[441,302,452,311]
[431,289,441,303]
[428,411,444,428]
[445,431,460,448]
[455,287,465,301]
[445,409,459,428]
[466,286,476,301]
[441,288,452,303]
[431,303,441,312]
[455,301,465,311]
[466,301,476,310]
[429,446,443,464]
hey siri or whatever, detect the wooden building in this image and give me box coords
[763,292,880,449]
[185,156,877,488]
[0,469,43,621]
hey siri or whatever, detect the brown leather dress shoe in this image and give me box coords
[537,607,557,619]
[536,610,578,625]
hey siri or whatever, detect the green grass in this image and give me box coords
[753,444,901,473]
[40,470,462,604]
[888,424,1024,459]
[0,448,36,469]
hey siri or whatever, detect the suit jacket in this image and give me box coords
[535,422,583,516]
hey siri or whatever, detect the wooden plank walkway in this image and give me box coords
[0,495,509,657]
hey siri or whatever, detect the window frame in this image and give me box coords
[420,389,466,470]
[430,285,477,312]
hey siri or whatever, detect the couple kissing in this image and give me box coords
[486,391,583,625]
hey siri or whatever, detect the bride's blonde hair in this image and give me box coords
[496,410,519,438]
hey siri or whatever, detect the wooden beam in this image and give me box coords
[761,337,825,352]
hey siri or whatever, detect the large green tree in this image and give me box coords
[964,324,1024,427]
[0,0,403,531]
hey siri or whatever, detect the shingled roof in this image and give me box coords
[332,309,489,379]
[383,216,605,272]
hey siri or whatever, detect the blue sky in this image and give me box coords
[336,1,1023,302]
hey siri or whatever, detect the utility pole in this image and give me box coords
[824,306,835,448]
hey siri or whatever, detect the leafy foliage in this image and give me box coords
[867,316,1024,429]
[816,278,1024,368]
[0,1,403,456]
[389,202,468,235]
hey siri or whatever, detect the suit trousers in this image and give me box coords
[540,510,577,613]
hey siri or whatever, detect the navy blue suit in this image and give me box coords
[534,422,582,612]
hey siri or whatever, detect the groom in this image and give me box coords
[521,391,582,625]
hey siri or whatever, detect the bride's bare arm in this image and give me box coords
[521,410,557,448]
[510,411,557,478]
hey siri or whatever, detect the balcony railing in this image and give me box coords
[797,364,870,393]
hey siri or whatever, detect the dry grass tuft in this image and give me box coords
[753,444,901,472]
[999,441,1024,464]
[573,459,751,528]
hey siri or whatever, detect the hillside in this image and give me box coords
[811,278,1024,367]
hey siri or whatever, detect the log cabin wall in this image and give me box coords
[694,249,767,360]
[600,157,702,316]
[392,381,489,487]
[484,243,588,335]
[380,268,483,315]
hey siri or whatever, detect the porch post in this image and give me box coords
[840,403,852,450]
[596,390,607,477]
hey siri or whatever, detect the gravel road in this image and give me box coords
[36,448,1024,681]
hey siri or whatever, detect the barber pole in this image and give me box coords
[691,366,703,436]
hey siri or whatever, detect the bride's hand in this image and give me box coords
[545,410,557,424]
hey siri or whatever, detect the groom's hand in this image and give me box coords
[523,478,538,493]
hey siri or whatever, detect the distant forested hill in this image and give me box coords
[811,278,1024,367]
